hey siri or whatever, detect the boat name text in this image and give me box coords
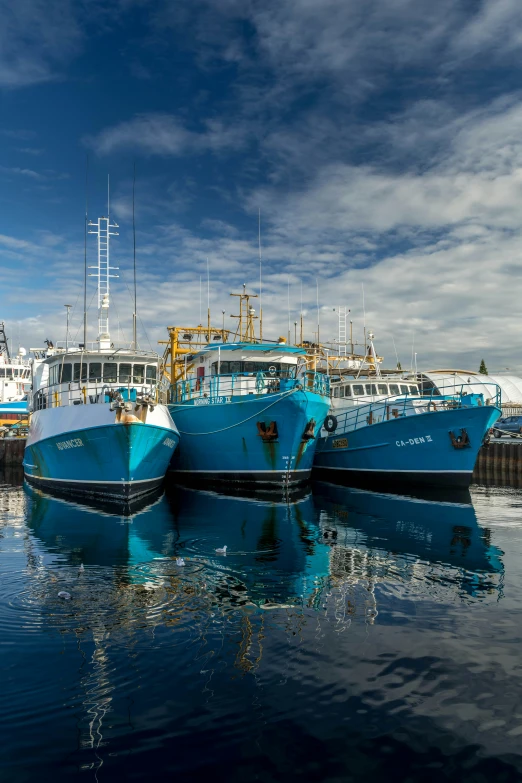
[56,438,84,451]
[396,435,433,447]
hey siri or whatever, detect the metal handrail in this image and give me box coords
[329,382,501,436]
[32,380,167,411]
[172,369,330,403]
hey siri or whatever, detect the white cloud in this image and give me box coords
[86,113,249,157]
[0,0,82,88]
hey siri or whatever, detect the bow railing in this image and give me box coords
[326,383,501,436]
[171,369,330,404]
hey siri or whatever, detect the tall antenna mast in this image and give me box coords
[300,278,303,346]
[316,278,320,344]
[338,306,348,357]
[258,208,263,341]
[362,282,366,351]
[88,186,119,350]
[207,257,211,338]
[287,276,291,345]
[132,162,137,349]
[83,155,89,348]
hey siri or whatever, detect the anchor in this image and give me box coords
[257,421,279,442]
[449,428,471,449]
[302,418,316,441]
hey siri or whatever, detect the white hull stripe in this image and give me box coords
[23,473,165,485]
[171,468,310,474]
[316,467,472,474]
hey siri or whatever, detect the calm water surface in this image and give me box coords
[2,474,522,781]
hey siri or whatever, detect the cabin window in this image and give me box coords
[400,385,409,394]
[338,386,345,398]
[146,366,157,382]
[61,363,72,383]
[365,384,377,395]
[378,384,388,395]
[333,386,339,398]
[389,384,400,395]
[229,361,241,374]
[344,386,352,397]
[244,362,256,372]
[0,369,4,378]
[352,384,365,396]
[89,363,102,382]
[4,368,13,379]
[73,363,87,382]
[103,363,117,383]
[409,385,419,394]
[133,364,145,383]
[119,364,132,383]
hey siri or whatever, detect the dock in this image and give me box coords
[0,438,26,467]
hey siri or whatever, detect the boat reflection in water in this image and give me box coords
[311,481,504,602]
[13,480,505,777]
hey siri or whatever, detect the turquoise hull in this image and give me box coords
[168,388,330,487]
[24,422,179,499]
[314,403,500,488]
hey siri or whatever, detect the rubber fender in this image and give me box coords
[324,414,338,433]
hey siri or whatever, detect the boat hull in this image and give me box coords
[168,388,330,488]
[24,405,179,499]
[313,404,500,489]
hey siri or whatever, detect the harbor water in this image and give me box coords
[2,473,522,781]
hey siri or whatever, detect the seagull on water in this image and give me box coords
[176,557,186,566]
[215,545,227,555]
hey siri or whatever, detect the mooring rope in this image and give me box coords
[174,387,301,436]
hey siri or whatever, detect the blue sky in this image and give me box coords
[2,0,522,371]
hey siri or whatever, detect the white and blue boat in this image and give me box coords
[167,290,330,488]
[314,335,501,489]
[24,214,179,499]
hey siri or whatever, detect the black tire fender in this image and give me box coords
[324,414,338,433]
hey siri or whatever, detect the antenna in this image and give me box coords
[88,202,119,350]
[207,257,210,338]
[83,155,89,348]
[315,277,321,345]
[391,335,401,370]
[300,278,303,346]
[132,162,137,350]
[107,174,110,219]
[362,283,366,349]
[287,276,291,345]
[258,208,263,340]
[64,304,72,352]
[410,331,415,375]
[199,276,202,325]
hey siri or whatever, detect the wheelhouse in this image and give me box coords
[331,379,420,401]
[31,347,163,411]
[172,342,328,402]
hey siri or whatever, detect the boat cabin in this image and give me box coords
[31,348,162,410]
[331,379,420,403]
[173,342,316,402]
[0,353,31,402]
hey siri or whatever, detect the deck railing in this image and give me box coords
[172,369,330,403]
[329,383,501,435]
[32,381,166,411]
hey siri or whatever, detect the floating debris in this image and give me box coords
[57,591,71,600]
[176,557,186,567]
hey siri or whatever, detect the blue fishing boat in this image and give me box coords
[314,334,501,489]
[167,288,330,488]
[24,212,179,499]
